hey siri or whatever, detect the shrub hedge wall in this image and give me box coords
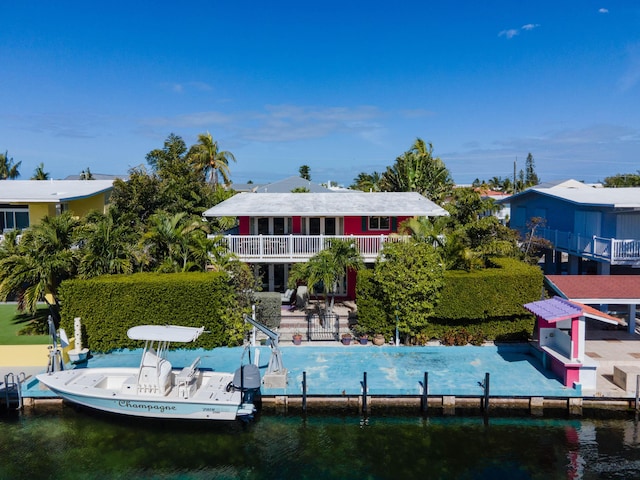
[432,258,543,321]
[58,272,245,352]
[357,257,542,343]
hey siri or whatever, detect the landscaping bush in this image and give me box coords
[355,268,393,338]
[58,272,245,352]
[252,292,282,330]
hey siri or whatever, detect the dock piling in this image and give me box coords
[302,371,307,413]
[420,372,428,414]
[482,372,490,415]
[361,372,368,415]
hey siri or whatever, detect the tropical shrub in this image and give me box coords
[252,292,281,330]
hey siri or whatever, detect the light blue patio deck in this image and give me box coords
[26,343,580,398]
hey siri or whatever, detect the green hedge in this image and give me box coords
[252,292,282,330]
[357,257,541,343]
[433,258,543,320]
[58,272,245,352]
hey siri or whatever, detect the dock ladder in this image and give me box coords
[1,372,26,411]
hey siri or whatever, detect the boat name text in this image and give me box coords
[118,400,177,413]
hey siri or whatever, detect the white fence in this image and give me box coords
[537,228,640,266]
[211,234,407,262]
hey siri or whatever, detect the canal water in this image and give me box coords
[2,407,640,479]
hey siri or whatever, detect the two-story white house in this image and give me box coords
[203,191,448,298]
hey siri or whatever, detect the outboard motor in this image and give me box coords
[229,363,261,405]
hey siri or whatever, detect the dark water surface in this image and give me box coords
[2,406,640,479]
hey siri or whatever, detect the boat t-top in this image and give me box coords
[37,324,261,421]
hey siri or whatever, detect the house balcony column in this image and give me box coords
[554,249,563,274]
[596,262,610,275]
[544,250,554,274]
[628,304,637,334]
[568,255,580,275]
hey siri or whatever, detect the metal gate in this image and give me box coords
[307,311,339,341]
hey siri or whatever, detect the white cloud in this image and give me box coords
[498,29,519,39]
[618,43,640,92]
[140,104,385,144]
[499,23,540,39]
[599,8,609,14]
[160,81,213,94]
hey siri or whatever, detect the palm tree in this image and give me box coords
[76,211,139,278]
[188,132,236,187]
[143,211,214,272]
[0,212,80,316]
[31,163,49,180]
[0,151,21,179]
[350,171,383,192]
[381,138,453,203]
[289,239,363,314]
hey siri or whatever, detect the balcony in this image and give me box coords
[210,234,407,263]
[536,228,640,267]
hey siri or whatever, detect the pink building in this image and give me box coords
[203,191,447,298]
[524,296,621,394]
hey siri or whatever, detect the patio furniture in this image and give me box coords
[281,288,296,305]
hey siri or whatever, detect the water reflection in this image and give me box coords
[2,405,640,479]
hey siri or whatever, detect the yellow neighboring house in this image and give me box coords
[0,180,115,231]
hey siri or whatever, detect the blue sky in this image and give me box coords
[2,1,639,186]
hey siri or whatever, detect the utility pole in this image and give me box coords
[513,157,517,193]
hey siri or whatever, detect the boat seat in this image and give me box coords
[177,357,201,399]
[138,358,172,396]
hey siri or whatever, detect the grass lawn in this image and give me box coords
[0,304,51,345]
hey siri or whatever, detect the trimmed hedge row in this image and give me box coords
[58,272,245,352]
[432,257,543,321]
[357,257,542,343]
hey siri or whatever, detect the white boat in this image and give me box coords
[37,325,260,421]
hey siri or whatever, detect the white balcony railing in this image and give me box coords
[211,234,407,263]
[535,227,640,266]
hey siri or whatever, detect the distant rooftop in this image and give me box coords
[0,180,115,203]
[507,179,640,208]
[63,173,128,181]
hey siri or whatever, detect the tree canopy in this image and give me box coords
[0,151,21,179]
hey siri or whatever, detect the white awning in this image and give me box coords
[127,325,205,343]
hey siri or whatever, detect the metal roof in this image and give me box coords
[523,297,583,322]
[507,180,640,208]
[0,180,115,203]
[523,296,624,325]
[202,192,449,217]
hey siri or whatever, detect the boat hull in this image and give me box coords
[37,368,255,421]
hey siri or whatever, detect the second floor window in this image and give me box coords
[368,216,390,230]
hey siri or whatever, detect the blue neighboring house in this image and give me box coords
[504,179,640,274]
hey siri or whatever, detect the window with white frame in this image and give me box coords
[0,206,29,232]
[368,216,390,230]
